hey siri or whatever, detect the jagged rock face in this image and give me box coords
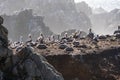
[2,9,53,41]
[0,15,64,80]
[0,0,91,34]
[0,46,64,80]
[45,47,120,80]
[39,0,91,33]
[25,0,91,33]
[75,1,92,16]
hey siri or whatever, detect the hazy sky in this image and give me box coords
[75,0,120,11]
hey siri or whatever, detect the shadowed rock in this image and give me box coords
[65,47,74,52]
[37,44,47,49]
[12,47,64,80]
[115,34,120,38]
[78,44,87,48]
[99,35,107,40]
[59,44,68,49]
[73,41,80,47]
[46,47,120,80]
[0,16,64,80]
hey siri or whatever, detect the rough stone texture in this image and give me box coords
[45,47,120,80]
[0,47,64,80]
[34,36,120,80]
[30,53,64,80]
[2,9,53,41]
[11,47,64,80]
[0,0,91,34]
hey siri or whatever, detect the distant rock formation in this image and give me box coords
[0,0,91,34]
[0,16,64,80]
[93,7,107,14]
[40,0,91,33]
[75,1,92,16]
[2,9,53,41]
[91,9,120,35]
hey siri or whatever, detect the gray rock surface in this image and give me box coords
[0,16,64,80]
[9,46,64,80]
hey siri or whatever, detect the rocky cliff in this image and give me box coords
[45,47,120,80]
[33,35,120,80]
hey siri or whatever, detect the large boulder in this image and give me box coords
[11,47,64,80]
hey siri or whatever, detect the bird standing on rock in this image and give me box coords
[87,28,94,40]
[38,33,44,44]
[114,26,120,35]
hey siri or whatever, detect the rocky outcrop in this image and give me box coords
[0,0,91,34]
[2,9,53,41]
[0,46,64,80]
[75,1,92,16]
[45,47,120,80]
[0,15,64,80]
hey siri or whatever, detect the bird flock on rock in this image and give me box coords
[8,26,120,54]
